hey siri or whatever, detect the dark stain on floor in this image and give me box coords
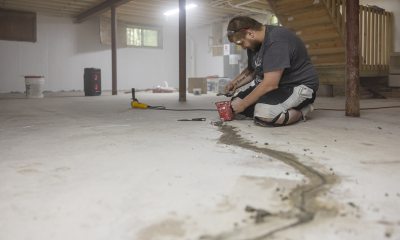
[206,125,338,239]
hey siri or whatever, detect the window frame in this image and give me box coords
[0,8,37,42]
[126,25,163,49]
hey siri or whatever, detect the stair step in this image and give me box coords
[275,0,321,9]
[306,39,344,50]
[284,16,332,29]
[275,0,324,15]
[315,64,345,87]
[294,24,341,42]
[308,47,345,55]
[295,23,338,35]
[280,8,327,21]
[299,31,340,43]
[274,0,309,5]
[314,63,346,68]
[311,53,345,65]
[281,8,329,27]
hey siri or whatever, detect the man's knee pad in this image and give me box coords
[254,102,285,121]
[253,102,286,126]
[281,85,314,110]
[254,111,290,127]
[254,85,313,120]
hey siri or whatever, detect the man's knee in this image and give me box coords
[254,112,290,127]
[254,103,287,126]
[254,102,284,119]
[253,103,304,127]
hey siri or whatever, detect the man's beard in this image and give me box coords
[248,39,262,51]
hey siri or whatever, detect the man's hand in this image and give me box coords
[231,98,246,114]
[224,81,236,95]
[224,68,254,95]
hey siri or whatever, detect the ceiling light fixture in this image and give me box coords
[163,3,198,16]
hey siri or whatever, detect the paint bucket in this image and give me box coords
[25,76,45,98]
[215,101,233,121]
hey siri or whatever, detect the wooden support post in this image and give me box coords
[179,0,187,102]
[111,6,117,95]
[345,0,360,117]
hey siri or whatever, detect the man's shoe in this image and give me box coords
[300,104,314,121]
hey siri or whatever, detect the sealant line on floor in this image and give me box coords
[207,125,338,240]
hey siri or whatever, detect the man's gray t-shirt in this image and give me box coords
[248,25,319,91]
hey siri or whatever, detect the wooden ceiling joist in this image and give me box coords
[75,0,132,23]
[2,0,272,27]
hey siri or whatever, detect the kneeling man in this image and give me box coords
[226,16,318,126]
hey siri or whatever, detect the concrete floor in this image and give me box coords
[0,91,399,240]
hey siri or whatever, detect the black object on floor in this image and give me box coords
[84,68,101,96]
[177,118,206,121]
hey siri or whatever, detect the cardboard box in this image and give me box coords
[188,77,207,94]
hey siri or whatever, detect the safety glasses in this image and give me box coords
[226,28,249,37]
[227,28,249,45]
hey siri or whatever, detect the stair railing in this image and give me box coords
[323,0,393,74]
[359,5,393,73]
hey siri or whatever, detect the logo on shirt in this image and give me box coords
[254,55,262,68]
[253,53,263,85]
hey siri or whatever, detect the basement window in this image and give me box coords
[126,26,163,48]
[0,9,36,42]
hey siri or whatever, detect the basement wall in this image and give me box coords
[187,25,224,78]
[0,14,181,93]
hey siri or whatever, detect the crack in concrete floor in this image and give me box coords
[201,125,338,240]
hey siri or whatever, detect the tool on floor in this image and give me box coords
[177,118,206,121]
[131,101,166,109]
[131,100,149,109]
[130,88,150,109]
[215,101,234,121]
[131,88,166,109]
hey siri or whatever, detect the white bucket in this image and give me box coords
[25,76,45,98]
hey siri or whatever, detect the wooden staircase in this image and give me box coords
[266,0,393,96]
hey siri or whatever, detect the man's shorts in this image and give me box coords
[234,84,316,119]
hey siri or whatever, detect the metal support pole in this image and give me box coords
[179,0,187,102]
[345,0,360,116]
[111,6,118,95]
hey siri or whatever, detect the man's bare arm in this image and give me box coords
[241,70,283,107]
[231,70,283,114]
[225,68,255,94]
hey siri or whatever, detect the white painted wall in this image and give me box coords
[0,15,180,92]
[361,0,400,52]
[188,25,224,78]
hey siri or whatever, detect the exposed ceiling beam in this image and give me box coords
[75,0,132,23]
